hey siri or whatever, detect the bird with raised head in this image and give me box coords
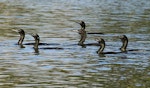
[31,33,63,50]
[119,35,144,52]
[119,35,128,52]
[76,21,103,34]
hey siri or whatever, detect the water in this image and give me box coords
[0,0,150,87]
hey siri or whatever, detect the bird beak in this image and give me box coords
[95,38,99,42]
[28,33,35,37]
[74,21,81,24]
[12,29,19,32]
[118,35,123,39]
[113,36,118,38]
[71,29,78,33]
[75,22,80,24]
[95,38,101,42]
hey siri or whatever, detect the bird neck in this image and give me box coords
[81,23,85,30]
[78,30,87,45]
[18,33,25,45]
[34,38,40,49]
[120,38,128,52]
[97,42,105,54]
[81,27,85,30]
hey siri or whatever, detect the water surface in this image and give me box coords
[0,0,150,88]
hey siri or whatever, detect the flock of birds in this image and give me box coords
[13,21,129,55]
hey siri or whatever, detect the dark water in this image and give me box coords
[0,0,150,87]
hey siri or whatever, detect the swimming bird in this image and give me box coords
[119,35,143,52]
[14,29,59,46]
[14,29,26,48]
[76,21,103,34]
[31,33,63,50]
[119,35,128,52]
[15,29,25,45]
[78,29,99,46]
